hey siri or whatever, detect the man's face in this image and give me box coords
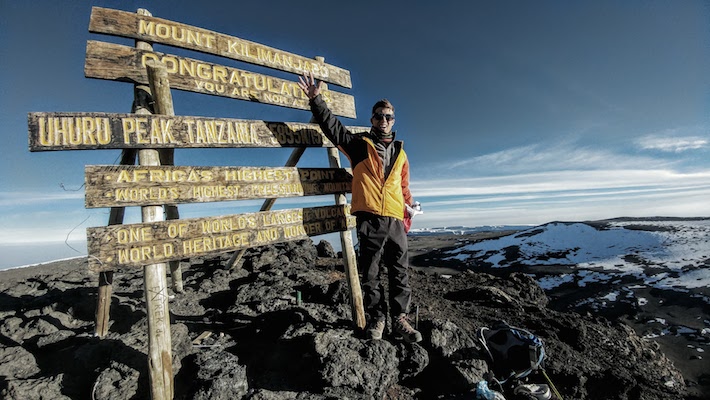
[371,107,395,134]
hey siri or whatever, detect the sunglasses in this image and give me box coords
[373,112,395,122]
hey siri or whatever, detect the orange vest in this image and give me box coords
[350,137,410,220]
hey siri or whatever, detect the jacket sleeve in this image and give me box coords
[401,158,413,206]
[309,94,356,149]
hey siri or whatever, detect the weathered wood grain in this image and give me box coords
[87,205,356,271]
[326,147,366,329]
[134,33,174,400]
[28,112,369,151]
[88,6,352,88]
[84,41,356,118]
[145,59,185,295]
[85,165,353,208]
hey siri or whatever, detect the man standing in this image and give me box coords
[297,72,422,343]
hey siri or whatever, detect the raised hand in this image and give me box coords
[297,71,322,100]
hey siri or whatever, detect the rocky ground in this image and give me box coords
[0,233,702,399]
[408,226,710,400]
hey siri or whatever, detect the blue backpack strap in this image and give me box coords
[478,322,545,383]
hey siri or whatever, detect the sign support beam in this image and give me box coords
[95,149,135,338]
[315,75,365,332]
[137,10,173,400]
[147,55,183,294]
[328,146,365,331]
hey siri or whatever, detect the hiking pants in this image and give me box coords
[356,213,411,322]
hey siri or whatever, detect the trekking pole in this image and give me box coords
[541,368,563,400]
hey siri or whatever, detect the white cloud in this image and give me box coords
[435,140,669,174]
[412,169,710,198]
[414,184,710,228]
[0,190,83,207]
[411,140,710,227]
[636,135,708,152]
[0,228,88,245]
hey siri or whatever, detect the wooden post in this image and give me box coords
[227,147,306,269]
[94,269,114,337]
[327,146,366,330]
[141,69,174,400]
[93,4,158,338]
[146,60,183,294]
[137,10,173,400]
[95,149,136,338]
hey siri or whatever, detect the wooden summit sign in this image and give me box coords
[84,165,353,208]
[28,7,367,396]
[85,40,356,118]
[88,6,352,88]
[28,112,369,151]
[87,205,356,271]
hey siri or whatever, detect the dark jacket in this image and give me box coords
[310,95,413,219]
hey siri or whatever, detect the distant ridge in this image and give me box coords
[409,225,530,236]
[2,255,86,272]
[596,216,710,222]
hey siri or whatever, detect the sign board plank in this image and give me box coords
[28,112,370,151]
[84,41,356,118]
[85,165,353,208]
[88,7,352,89]
[87,205,356,271]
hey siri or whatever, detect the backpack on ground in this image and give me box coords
[477,321,545,384]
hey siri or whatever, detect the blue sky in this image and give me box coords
[1,0,709,267]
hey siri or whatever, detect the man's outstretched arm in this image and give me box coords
[297,71,354,147]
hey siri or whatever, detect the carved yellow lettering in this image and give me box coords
[284,225,307,239]
[96,117,111,145]
[184,119,196,143]
[116,226,153,244]
[129,248,142,262]
[133,169,148,182]
[141,246,153,260]
[139,19,215,49]
[122,118,135,144]
[148,170,166,182]
[255,228,279,243]
[116,170,131,183]
[325,220,336,231]
[179,58,196,77]
[213,66,228,83]
[131,118,149,144]
[228,70,242,85]
[138,20,155,36]
[155,23,170,39]
[118,248,130,264]
[197,63,211,80]
[38,118,51,146]
[162,56,178,73]
[232,232,249,246]
[253,75,266,91]
[159,119,175,143]
[167,222,188,238]
[227,40,240,55]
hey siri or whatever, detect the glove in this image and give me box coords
[405,201,423,218]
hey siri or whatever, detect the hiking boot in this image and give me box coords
[393,313,422,343]
[514,383,552,400]
[367,319,385,340]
